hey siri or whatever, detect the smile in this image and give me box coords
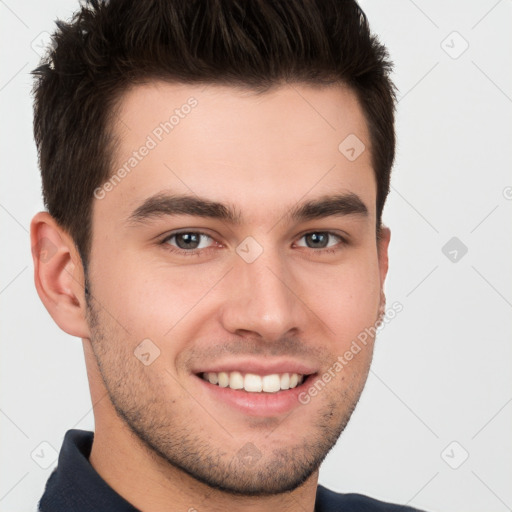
[201,371,305,393]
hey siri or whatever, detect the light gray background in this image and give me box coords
[1,1,511,511]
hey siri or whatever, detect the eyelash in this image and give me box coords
[159,230,348,257]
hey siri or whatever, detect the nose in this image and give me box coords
[218,249,305,342]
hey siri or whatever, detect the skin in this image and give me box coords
[31,82,390,512]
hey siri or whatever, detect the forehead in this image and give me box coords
[99,80,375,228]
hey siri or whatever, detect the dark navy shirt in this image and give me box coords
[38,429,424,511]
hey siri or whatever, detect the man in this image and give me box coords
[30,0,424,510]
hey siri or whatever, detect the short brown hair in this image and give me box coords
[32,0,396,273]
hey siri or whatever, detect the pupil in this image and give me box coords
[306,233,327,248]
[176,233,200,249]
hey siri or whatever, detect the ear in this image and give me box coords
[377,226,391,286]
[30,211,91,339]
[376,226,391,317]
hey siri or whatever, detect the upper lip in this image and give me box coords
[192,358,317,376]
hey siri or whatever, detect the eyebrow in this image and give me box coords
[125,192,368,226]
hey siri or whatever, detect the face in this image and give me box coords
[84,81,389,495]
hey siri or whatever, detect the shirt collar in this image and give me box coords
[38,429,139,512]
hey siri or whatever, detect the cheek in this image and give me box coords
[93,251,225,339]
[300,255,381,339]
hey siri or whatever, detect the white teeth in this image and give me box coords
[280,373,290,390]
[218,372,229,387]
[244,373,263,392]
[262,374,281,393]
[202,371,305,392]
[229,371,244,390]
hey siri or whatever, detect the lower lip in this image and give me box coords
[195,374,315,417]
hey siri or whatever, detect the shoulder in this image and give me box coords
[316,485,426,512]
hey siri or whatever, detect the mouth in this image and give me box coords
[200,371,307,393]
[194,369,318,416]
[192,361,318,416]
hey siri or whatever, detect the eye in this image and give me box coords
[162,231,215,253]
[159,230,347,257]
[295,232,345,251]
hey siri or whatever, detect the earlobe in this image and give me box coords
[30,211,91,339]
